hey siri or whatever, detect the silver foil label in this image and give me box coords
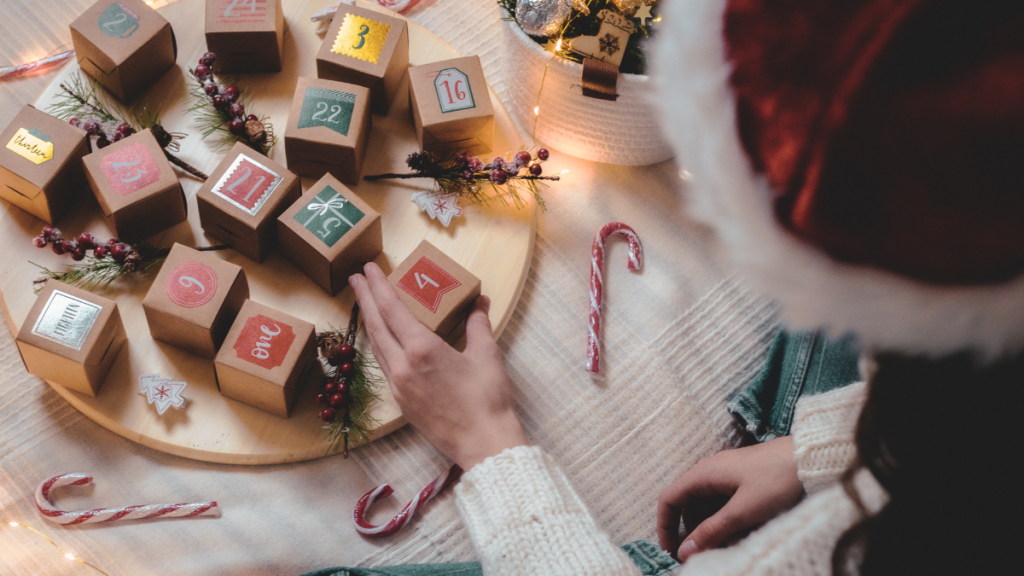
[210,155,283,217]
[31,290,102,351]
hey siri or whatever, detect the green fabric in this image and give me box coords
[298,540,678,576]
[728,329,861,442]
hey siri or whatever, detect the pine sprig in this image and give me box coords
[31,244,168,292]
[47,73,159,131]
[184,53,275,155]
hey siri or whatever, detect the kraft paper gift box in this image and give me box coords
[82,128,186,242]
[315,3,408,115]
[215,299,316,417]
[0,105,90,224]
[205,0,285,72]
[284,77,371,184]
[196,143,300,262]
[70,0,177,103]
[389,240,481,338]
[142,243,249,358]
[16,279,127,397]
[277,173,382,295]
[408,56,494,155]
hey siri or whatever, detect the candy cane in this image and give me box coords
[0,50,75,80]
[587,222,644,373]
[353,464,462,537]
[36,473,220,525]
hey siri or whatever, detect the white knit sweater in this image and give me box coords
[454,382,882,576]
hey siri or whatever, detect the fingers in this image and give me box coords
[656,456,739,559]
[362,262,432,348]
[464,295,497,357]
[349,272,403,378]
[677,495,758,562]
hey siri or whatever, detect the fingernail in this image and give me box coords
[478,295,491,312]
[349,274,361,287]
[679,540,699,561]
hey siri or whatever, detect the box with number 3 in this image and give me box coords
[408,56,494,155]
[283,77,371,184]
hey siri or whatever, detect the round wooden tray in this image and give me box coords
[0,0,536,465]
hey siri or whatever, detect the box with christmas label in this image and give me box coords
[315,3,408,115]
[70,0,177,103]
[277,173,381,295]
[15,279,127,397]
[142,243,249,358]
[214,299,316,417]
[205,0,284,73]
[389,240,481,338]
[284,77,371,184]
[196,143,300,262]
[82,128,186,242]
[0,105,90,224]
[408,56,494,155]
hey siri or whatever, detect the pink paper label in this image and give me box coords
[214,0,269,24]
[165,261,219,308]
[233,314,295,370]
[211,155,282,216]
[100,142,160,196]
[396,257,461,314]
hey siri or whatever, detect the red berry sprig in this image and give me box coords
[187,52,274,154]
[33,226,138,268]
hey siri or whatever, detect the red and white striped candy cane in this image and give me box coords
[587,222,644,373]
[353,464,462,537]
[36,473,220,525]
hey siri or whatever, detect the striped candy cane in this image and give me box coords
[587,222,644,373]
[36,473,220,525]
[353,464,462,537]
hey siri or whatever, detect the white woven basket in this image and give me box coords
[501,19,674,166]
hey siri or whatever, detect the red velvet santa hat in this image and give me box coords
[652,0,1024,360]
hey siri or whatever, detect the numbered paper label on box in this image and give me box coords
[215,0,269,24]
[166,261,219,308]
[397,257,461,313]
[233,314,296,370]
[298,87,356,136]
[331,13,391,64]
[212,155,283,216]
[294,186,364,247]
[434,68,475,113]
[100,142,160,196]
[31,290,102,351]
[6,127,53,165]
[98,2,141,38]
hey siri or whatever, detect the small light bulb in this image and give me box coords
[8,521,18,527]
[533,106,540,116]
[65,553,76,561]
[561,169,569,175]
[555,38,562,51]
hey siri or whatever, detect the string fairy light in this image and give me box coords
[2,519,111,575]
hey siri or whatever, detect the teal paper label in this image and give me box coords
[297,87,355,136]
[294,186,364,247]
[98,2,141,38]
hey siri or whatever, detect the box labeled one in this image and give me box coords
[142,243,249,358]
[408,56,494,155]
[70,0,176,103]
[284,77,371,184]
[15,280,127,397]
[315,3,408,115]
[82,128,186,241]
[205,0,284,72]
[215,299,315,417]
[197,143,300,262]
[389,240,481,337]
[277,173,382,295]
[0,105,90,224]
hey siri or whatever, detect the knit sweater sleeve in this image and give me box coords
[455,445,640,576]
[791,380,868,493]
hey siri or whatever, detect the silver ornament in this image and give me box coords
[516,0,573,37]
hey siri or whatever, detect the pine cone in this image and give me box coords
[406,151,439,173]
[122,249,143,272]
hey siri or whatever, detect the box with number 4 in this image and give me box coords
[389,240,481,339]
[142,243,250,359]
[82,128,186,242]
[276,173,382,295]
[408,56,494,155]
[283,77,371,184]
[197,143,301,262]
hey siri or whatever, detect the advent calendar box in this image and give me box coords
[389,240,481,338]
[70,0,177,103]
[315,3,408,115]
[142,243,249,358]
[15,280,127,397]
[284,77,371,184]
[82,129,186,241]
[0,105,90,224]
[277,174,382,295]
[215,299,316,417]
[408,56,494,155]
[205,0,285,72]
[197,143,300,262]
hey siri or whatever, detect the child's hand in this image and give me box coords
[656,436,805,562]
[350,263,529,471]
